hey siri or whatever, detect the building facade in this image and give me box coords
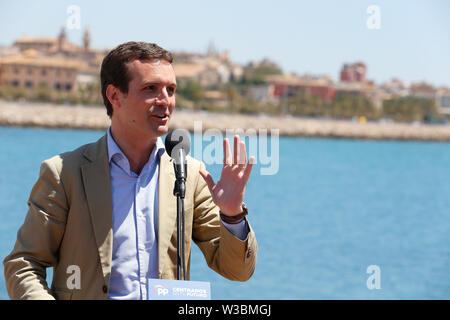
[340,62,367,83]
[0,28,104,94]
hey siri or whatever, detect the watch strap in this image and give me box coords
[220,203,248,224]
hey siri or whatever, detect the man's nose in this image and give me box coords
[155,88,170,106]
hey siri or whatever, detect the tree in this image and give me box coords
[382,96,437,122]
[31,84,52,102]
[0,84,26,100]
[234,62,283,87]
[331,93,378,119]
[288,89,326,117]
[176,78,204,102]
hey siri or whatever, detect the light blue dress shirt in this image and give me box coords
[106,128,248,300]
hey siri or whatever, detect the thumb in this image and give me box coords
[199,169,216,193]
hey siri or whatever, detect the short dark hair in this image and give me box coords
[100,41,173,117]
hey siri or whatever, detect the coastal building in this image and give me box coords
[380,78,410,97]
[249,63,386,110]
[333,81,387,110]
[172,47,243,88]
[0,46,20,58]
[14,36,56,53]
[172,62,228,88]
[336,61,390,109]
[0,49,84,92]
[248,84,278,104]
[0,28,105,94]
[435,88,450,115]
[2,28,446,120]
[14,27,106,72]
[202,90,229,108]
[410,82,436,100]
[250,73,336,105]
[2,30,244,101]
[340,62,367,83]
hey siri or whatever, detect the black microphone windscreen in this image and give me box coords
[165,129,191,159]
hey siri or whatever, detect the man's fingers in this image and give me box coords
[242,156,255,183]
[199,169,215,192]
[233,135,240,165]
[238,140,247,166]
[223,138,232,165]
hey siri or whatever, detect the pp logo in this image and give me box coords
[153,285,169,296]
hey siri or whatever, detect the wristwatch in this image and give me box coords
[220,203,248,224]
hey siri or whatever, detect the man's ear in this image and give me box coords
[106,84,121,111]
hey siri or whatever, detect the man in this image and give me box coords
[3,42,257,300]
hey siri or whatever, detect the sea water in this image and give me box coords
[0,126,449,299]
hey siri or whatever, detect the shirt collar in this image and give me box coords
[106,127,165,167]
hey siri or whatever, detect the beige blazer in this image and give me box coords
[3,135,257,300]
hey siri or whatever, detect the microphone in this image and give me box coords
[164,128,191,280]
[165,129,191,198]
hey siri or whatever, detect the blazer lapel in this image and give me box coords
[158,151,177,277]
[80,135,113,283]
[79,136,177,280]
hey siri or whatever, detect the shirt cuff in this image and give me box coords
[221,218,249,241]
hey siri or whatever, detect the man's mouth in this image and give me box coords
[151,113,170,121]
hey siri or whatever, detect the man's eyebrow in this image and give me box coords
[141,80,177,87]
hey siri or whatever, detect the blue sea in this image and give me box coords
[1,126,449,300]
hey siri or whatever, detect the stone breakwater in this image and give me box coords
[1,100,450,142]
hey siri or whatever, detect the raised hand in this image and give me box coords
[199,135,254,216]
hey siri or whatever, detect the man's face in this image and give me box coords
[112,58,177,139]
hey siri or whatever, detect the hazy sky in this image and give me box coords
[1,0,449,87]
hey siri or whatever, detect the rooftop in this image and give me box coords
[15,36,57,44]
[0,53,86,69]
[173,63,206,78]
[265,74,331,87]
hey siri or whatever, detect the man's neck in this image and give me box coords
[110,125,157,175]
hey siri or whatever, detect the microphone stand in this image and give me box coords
[173,164,186,281]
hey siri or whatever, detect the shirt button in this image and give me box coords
[102,285,108,293]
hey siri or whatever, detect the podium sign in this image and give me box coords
[148,279,211,300]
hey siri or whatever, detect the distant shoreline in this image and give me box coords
[1,100,450,142]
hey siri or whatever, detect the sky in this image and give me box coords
[0,0,449,87]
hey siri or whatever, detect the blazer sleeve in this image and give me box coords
[3,158,68,300]
[191,161,257,282]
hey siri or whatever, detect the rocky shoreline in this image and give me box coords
[1,100,450,142]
